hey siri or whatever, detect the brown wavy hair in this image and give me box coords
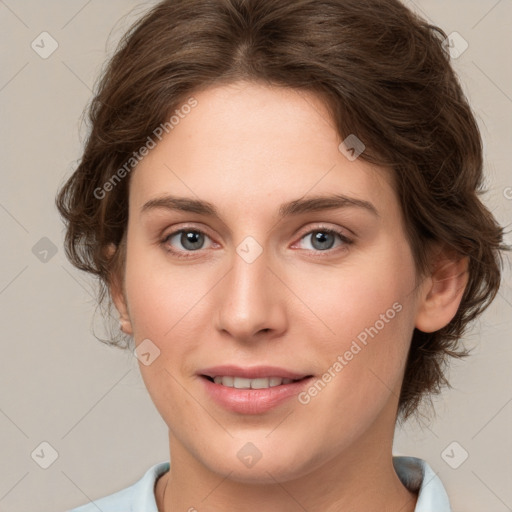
[55,0,507,420]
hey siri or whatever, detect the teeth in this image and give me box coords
[212,376,296,389]
[269,377,284,387]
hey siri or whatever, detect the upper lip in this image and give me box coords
[199,365,311,380]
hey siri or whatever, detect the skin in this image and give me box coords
[111,80,468,512]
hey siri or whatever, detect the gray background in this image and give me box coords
[0,1,511,511]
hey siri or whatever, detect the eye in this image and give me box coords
[162,229,214,255]
[160,225,352,258]
[295,227,352,252]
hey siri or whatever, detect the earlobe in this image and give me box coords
[111,278,133,335]
[415,248,469,333]
[105,243,133,336]
[119,317,133,335]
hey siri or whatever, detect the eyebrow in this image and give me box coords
[140,193,379,218]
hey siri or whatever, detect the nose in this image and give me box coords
[215,242,288,342]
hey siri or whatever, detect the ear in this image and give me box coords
[105,243,133,336]
[415,246,469,333]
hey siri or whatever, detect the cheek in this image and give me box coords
[123,247,208,417]
[123,241,209,340]
[296,239,417,405]
[293,240,417,348]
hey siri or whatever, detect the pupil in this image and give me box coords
[182,231,204,250]
[312,231,334,250]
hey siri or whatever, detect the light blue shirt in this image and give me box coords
[68,456,451,511]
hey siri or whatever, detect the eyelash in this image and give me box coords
[160,225,353,259]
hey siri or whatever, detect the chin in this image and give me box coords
[194,438,322,485]
[209,459,308,485]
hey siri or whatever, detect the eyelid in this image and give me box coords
[161,222,216,241]
[295,222,352,238]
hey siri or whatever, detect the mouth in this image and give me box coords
[200,374,311,389]
[198,365,314,414]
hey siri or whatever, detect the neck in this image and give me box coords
[155,427,417,512]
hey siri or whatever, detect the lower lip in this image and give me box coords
[200,376,313,414]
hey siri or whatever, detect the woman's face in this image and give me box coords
[117,81,427,482]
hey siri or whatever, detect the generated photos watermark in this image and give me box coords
[94,97,198,200]
[298,301,403,405]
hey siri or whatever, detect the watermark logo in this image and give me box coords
[133,338,161,366]
[339,134,366,161]
[32,237,58,263]
[31,441,59,469]
[31,31,58,59]
[443,32,469,59]
[237,442,263,468]
[236,236,263,264]
[441,441,469,469]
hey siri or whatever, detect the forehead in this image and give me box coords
[129,81,396,218]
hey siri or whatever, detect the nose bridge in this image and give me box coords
[215,240,286,339]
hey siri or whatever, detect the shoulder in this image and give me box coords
[393,455,452,512]
[67,461,170,512]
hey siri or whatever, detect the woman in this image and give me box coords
[56,0,506,510]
